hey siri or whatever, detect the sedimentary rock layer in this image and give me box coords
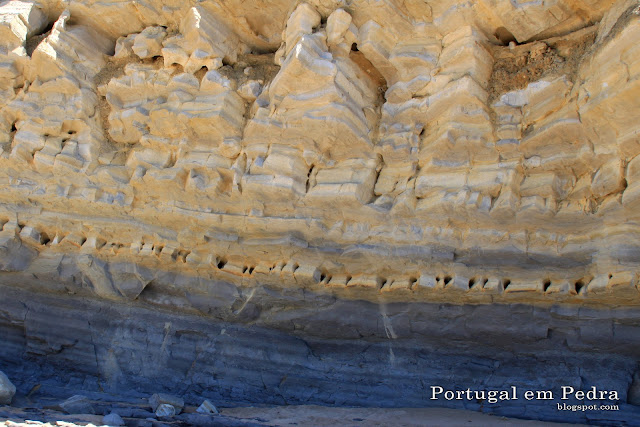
[0,0,639,303]
[2,283,640,425]
[0,0,640,424]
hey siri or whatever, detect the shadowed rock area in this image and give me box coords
[1,282,640,425]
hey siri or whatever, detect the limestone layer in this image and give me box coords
[1,0,640,306]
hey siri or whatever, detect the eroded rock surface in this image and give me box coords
[0,0,640,424]
[0,0,639,306]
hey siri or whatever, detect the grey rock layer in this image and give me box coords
[1,283,639,425]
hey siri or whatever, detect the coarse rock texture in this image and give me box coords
[0,0,640,425]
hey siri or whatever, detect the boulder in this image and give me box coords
[60,395,96,414]
[196,399,219,415]
[103,412,125,426]
[155,403,176,418]
[0,371,16,405]
[149,393,184,414]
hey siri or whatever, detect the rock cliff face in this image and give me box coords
[1,0,640,424]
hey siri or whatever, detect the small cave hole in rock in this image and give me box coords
[345,275,352,284]
[40,232,51,246]
[79,237,87,246]
[503,279,511,290]
[409,277,417,287]
[543,280,552,292]
[179,250,190,262]
[194,66,209,82]
[609,274,613,279]
[444,276,452,285]
[468,278,476,289]
[575,280,585,293]
[217,258,227,269]
[494,27,517,46]
[137,281,156,299]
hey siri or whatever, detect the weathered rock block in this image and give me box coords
[0,371,15,405]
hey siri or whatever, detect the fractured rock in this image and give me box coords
[0,4,637,424]
[132,26,167,59]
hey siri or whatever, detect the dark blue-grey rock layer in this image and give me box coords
[1,281,640,426]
